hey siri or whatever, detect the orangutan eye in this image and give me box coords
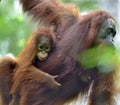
[107,28,116,37]
[38,44,44,51]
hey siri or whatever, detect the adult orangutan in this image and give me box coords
[16,1,118,104]
[0,28,61,105]
[1,0,118,105]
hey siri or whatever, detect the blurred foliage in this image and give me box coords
[79,45,117,73]
[79,45,120,90]
[0,0,36,57]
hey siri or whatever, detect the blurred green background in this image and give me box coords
[0,0,119,57]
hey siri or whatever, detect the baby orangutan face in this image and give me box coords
[37,35,52,61]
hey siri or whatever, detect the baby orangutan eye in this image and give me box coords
[38,44,44,51]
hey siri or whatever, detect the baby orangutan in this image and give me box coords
[11,28,61,93]
[0,28,61,105]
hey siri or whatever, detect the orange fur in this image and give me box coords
[0,56,16,105]
[0,28,60,105]
[11,28,59,94]
[17,0,118,105]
